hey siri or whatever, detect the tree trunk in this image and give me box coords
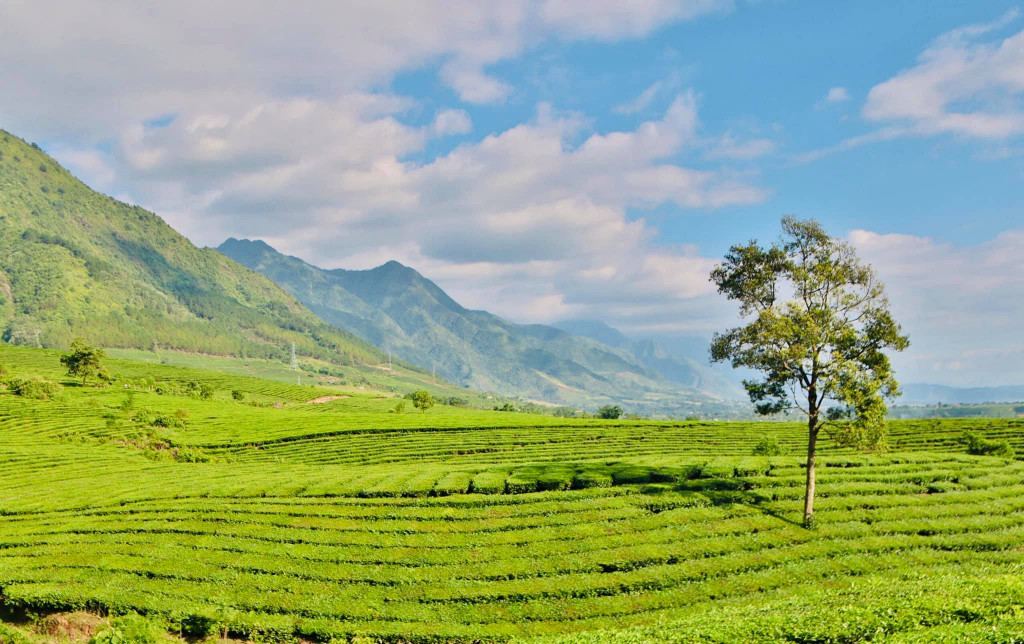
[802,409,819,524]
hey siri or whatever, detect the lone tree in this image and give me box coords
[60,338,106,386]
[710,217,909,527]
[410,390,434,412]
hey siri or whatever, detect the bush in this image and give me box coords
[752,437,785,456]
[231,389,245,401]
[391,401,406,414]
[177,612,217,638]
[504,475,537,494]
[962,431,1015,458]
[6,376,63,400]
[470,470,506,494]
[536,470,573,491]
[572,470,613,489]
[612,466,652,485]
[151,414,185,429]
[598,405,623,419]
[107,613,161,644]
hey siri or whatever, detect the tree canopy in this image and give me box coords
[710,217,909,526]
[59,338,106,386]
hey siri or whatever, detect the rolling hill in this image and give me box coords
[218,238,741,415]
[0,129,398,370]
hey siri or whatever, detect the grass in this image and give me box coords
[0,344,1022,643]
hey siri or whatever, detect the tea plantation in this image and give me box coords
[0,345,1022,643]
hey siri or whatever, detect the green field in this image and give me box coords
[0,344,1022,643]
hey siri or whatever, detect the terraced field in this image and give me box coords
[0,345,1022,642]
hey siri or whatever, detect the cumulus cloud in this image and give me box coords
[825,87,850,103]
[705,133,775,160]
[863,11,1024,139]
[0,1,763,346]
[849,228,1024,387]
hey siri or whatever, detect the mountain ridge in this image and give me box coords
[218,238,743,415]
[0,129,399,371]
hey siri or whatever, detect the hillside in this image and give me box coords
[218,238,740,415]
[553,319,744,400]
[0,130,400,370]
[900,383,1024,406]
[0,344,1021,642]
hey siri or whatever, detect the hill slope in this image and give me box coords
[0,129,392,368]
[219,238,734,414]
[553,319,744,400]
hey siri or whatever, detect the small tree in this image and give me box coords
[60,338,106,386]
[710,217,909,527]
[411,390,434,412]
[597,405,622,419]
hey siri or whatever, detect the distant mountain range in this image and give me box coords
[898,384,1024,406]
[219,239,744,415]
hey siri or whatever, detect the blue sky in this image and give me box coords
[1,1,1022,386]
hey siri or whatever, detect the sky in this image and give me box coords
[1,1,1023,387]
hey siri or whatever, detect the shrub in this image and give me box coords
[493,402,516,412]
[962,431,1015,458]
[505,475,537,494]
[572,470,613,489]
[6,376,63,400]
[231,389,245,401]
[536,470,573,491]
[151,414,185,429]
[175,448,212,463]
[391,401,406,414]
[612,466,652,485]
[177,612,217,638]
[106,613,161,644]
[752,437,785,456]
[699,461,736,479]
[470,470,506,494]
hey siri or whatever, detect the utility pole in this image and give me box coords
[290,342,298,370]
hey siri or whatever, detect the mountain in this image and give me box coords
[553,319,744,400]
[0,129,391,368]
[219,238,741,414]
[899,384,1024,406]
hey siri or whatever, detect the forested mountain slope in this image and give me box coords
[0,129,390,368]
[219,238,735,413]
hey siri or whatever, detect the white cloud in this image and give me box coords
[825,87,850,103]
[432,109,473,136]
[849,228,1024,386]
[705,133,775,160]
[863,11,1024,139]
[614,82,665,114]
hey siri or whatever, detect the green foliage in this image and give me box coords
[218,238,743,419]
[93,613,162,644]
[711,217,910,523]
[752,436,785,456]
[598,405,623,419]
[0,130,391,374]
[962,431,1015,458]
[410,389,434,412]
[60,337,106,385]
[231,389,245,401]
[391,401,406,414]
[5,375,62,399]
[0,346,1022,643]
